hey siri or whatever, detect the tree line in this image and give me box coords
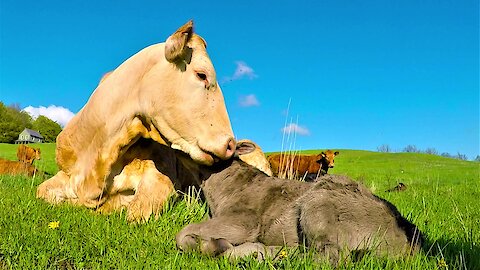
[0,102,62,143]
[377,144,479,162]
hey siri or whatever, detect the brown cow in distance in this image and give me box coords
[268,150,339,179]
[0,158,39,177]
[17,145,41,165]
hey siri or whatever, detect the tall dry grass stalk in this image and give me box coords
[278,100,302,180]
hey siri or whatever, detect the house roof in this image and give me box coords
[23,128,44,139]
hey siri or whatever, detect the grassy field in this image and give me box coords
[0,143,479,269]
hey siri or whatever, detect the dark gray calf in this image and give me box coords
[176,159,422,263]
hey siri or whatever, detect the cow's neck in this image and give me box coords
[64,45,166,178]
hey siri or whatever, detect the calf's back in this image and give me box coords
[201,160,422,258]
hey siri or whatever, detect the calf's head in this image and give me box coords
[235,139,272,176]
[177,139,270,182]
[139,21,234,165]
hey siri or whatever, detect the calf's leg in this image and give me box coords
[176,217,258,256]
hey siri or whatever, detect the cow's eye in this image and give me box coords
[196,72,207,81]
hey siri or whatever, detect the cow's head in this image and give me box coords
[138,21,235,165]
[34,148,41,161]
[317,150,339,170]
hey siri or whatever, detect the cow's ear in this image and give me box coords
[236,141,256,155]
[165,20,194,63]
[334,151,339,156]
[321,152,326,157]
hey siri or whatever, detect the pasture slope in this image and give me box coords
[0,143,478,269]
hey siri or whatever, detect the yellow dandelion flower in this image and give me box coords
[279,250,288,259]
[48,221,60,229]
[438,258,447,268]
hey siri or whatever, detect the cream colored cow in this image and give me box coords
[36,21,235,222]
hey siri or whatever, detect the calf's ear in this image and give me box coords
[236,141,256,155]
[321,152,326,157]
[165,20,194,63]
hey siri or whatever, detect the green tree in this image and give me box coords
[32,115,62,143]
[0,102,33,143]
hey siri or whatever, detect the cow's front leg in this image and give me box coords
[176,217,257,256]
[37,170,79,205]
[126,160,175,222]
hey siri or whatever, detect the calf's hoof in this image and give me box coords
[176,234,199,252]
[223,242,272,261]
[176,233,233,256]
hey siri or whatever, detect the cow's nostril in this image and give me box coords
[224,138,236,159]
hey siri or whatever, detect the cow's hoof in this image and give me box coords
[36,170,71,204]
[36,184,63,204]
[126,200,155,223]
[126,209,152,223]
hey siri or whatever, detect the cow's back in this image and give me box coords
[267,154,303,176]
[294,155,319,175]
[16,145,28,162]
[54,117,78,173]
[0,158,37,177]
[268,154,319,177]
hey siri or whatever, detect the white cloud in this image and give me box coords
[222,61,258,83]
[282,123,310,136]
[239,94,260,107]
[23,105,75,127]
[233,61,257,80]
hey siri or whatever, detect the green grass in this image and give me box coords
[0,144,479,269]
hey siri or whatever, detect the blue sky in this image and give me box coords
[1,0,478,159]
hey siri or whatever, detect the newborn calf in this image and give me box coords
[176,144,422,264]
